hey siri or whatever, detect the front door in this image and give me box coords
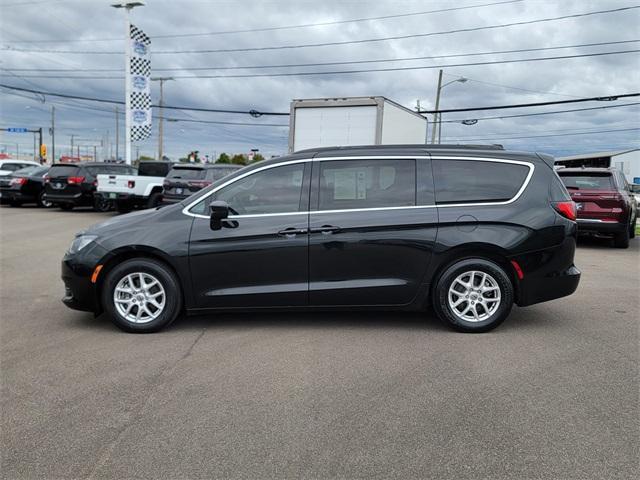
[187,161,311,309]
[308,158,438,306]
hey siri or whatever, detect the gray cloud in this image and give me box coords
[1,0,639,160]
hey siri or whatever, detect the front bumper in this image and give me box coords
[61,258,99,313]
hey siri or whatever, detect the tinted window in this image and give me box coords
[559,173,614,190]
[138,162,172,177]
[318,159,415,210]
[210,163,305,215]
[1,163,24,172]
[206,167,240,181]
[13,166,45,177]
[550,172,571,201]
[167,167,205,180]
[87,165,136,176]
[48,165,80,177]
[433,160,529,204]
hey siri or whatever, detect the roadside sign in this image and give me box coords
[7,127,28,133]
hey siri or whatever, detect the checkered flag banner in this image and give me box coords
[129,24,151,141]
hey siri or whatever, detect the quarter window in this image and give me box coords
[318,159,416,210]
[433,159,529,204]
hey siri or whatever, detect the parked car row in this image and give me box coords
[0,161,242,212]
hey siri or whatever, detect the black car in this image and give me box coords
[61,145,580,333]
[44,162,137,211]
[162,163,242,204]
[0,165,51,207]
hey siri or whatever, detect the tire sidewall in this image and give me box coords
[434,258,514,333]
[38,190,53,208]
[102,259,182,333]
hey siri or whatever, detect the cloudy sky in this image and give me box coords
[1,0,639,161]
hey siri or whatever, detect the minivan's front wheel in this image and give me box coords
[102,258,182,333]
[433,258,514,333]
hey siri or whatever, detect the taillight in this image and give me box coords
[553,201,577,221]
[128,180,135,188]
[10,177,27,186]
[67,176,85,185]
[189,180,211,188]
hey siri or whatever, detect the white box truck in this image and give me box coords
[288,96,428,153]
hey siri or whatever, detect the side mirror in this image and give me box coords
[209,200,229,230]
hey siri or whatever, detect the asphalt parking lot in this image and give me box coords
[1,206,638,479]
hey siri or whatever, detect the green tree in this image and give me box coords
[250,153,265,163]
[138,155,155,161]
[216,152,231,164]
[231,154,247,165]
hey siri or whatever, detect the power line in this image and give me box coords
[3,0,524,43]
[442,102,640,123]
[443,127,640,142]
[4,6,638,55]
[4,39,638,73]
[442,73,582,98]
[5,49,639,80]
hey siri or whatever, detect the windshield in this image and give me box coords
[559,173,614,190]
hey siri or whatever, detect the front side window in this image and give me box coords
[318,159,416,210]
[433,159,530,204]
[192,163,305,216]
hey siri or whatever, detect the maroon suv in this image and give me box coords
[558,167,637,248]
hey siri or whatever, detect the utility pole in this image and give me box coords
[115,106,119,161]
[70,134,75,157]
[33,132,37,161]
[430,69,443,144]
[151,77,173,161]
[50,105,56,162]
[38,127,43,164]
[93,145,97,161]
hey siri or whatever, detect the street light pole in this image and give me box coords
[50,105,55,162]
[111,1,145,165]
[430,70,468,144]
[151,77,173,161]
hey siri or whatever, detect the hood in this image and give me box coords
[84,202,184,237]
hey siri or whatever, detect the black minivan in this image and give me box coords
[61,145,580,333]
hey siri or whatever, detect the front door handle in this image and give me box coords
[277,227,308,237]
[310,225,341,235]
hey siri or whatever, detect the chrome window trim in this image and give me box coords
[182,155,534,219]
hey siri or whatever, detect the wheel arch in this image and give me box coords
[428,243,520,305]
[94,246,187,314]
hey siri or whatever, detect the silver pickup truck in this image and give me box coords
[96,161,173,213]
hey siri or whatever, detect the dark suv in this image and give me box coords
[44,162,137,211]
[162,163,242,204]
[558,167,637,248]
[61,145,580,333]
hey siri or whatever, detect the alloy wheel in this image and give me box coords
[448,270,502,322]
[113,272,166,324]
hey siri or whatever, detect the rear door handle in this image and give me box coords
[277,227,308,237]
[310,225,341,235]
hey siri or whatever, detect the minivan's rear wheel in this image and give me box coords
[102,258,182,333]
[433,258,514,333]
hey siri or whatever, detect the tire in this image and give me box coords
[629,216,636,239]
[93,196,112,212]
[37,191,53,208]
[59,203,74,211]
[433,258,514,333]
[146,192,163,209]
[101,258,182,333]
[613,226,629,249]
[116,200,132,214]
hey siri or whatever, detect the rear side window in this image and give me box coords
[48,165,80,177]
[318,159,416,210]
[433,159,529,204]
[559,173,613,190]
[13,166,44,177]
[550,172,571,201]
[167,167,205,180]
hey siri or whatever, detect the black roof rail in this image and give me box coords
[296,143,505,154]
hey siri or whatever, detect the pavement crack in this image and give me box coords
[86,328,207,479]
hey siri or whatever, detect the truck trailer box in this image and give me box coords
[288,96,428,153]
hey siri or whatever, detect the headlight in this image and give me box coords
[68,234,98,254]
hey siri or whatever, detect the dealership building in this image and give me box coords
[555,148,640,184]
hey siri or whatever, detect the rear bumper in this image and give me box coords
[577,218,624,234]
[161,194,187,204]
[44,191,91,206]
[96,192,145,203]
[517,265,581,307]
